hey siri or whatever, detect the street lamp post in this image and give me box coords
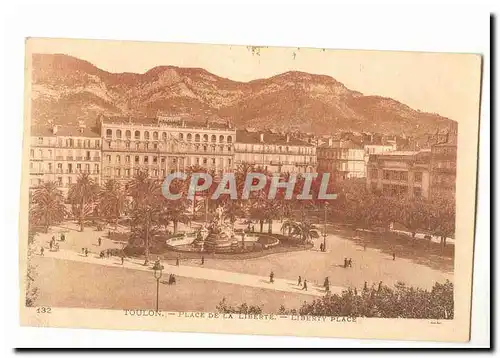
[153,262,164,311]
[323,203,328,252]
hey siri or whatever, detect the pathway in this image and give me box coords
[40,248,342,297]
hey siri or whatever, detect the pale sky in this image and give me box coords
[27,38,482,124]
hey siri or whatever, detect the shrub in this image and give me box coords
[218,280,454,319]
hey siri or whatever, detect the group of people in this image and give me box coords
[297,275,309,291]
[319,243,326,252]
[40,233,67,255]
[49,236,60,252]
[270,273,330,293]
[343,257,353,268]
[246,223,256,233]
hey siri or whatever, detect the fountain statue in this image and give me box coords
[193,205,235,252]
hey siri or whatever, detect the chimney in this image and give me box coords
[52,125,58,135]
[260,133,264,143]
[78,120,86,134]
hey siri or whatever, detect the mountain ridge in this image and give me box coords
[30,53,455,136]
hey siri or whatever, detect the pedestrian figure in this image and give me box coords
[320,243,324,252]
[325,282,330,293]
[270,271,274,283]
[61,233,65,242]
[363,281,368,291]
[344,257,348,268]
[364,243,367,251]
[84,248,89,257]
[169,274,176,285]
[302,279,308,291]
[100,251,105,258]
[40,247,44,256]
[98,237,102,246]
[348,258,353,268]
[378,281,383,292]
[176,257,180,266]
[392,252,396,261]
[297,276,302,286]
[49,241,53,250]
[201,256,205,265]
[51,235,55,243]
[323,277,330,289]
[252,224,255,232]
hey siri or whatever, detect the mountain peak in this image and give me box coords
[31,53,455,135]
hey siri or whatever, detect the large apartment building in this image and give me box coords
[317,139,367,183]
[366,150,432,199]
[429,132,457,200]
[98,114,236,183]
[234,129,316,173]
[29,123,101,191]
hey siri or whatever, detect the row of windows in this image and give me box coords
[30,162,99,174]
[237,143,315,155]
[105,129,233,143]
[433,160,456,169]
[375,170,423,182]
[34,137,101,148]
[318,149,364,160]
[30,149,100,160]
[104,154,232,167]
[105,141,233,153]
[237,154,315,164]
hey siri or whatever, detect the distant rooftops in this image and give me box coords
[100,114,234,131]
[31,124,100,138]
[236,129,313,147]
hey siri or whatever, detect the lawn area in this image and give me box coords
[32,257,312,313]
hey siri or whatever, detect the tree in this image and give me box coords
[159,179,190,234]
[25,229,40,307]
[343,186,393,232]
[281,219,320,243]
[128,174,163,264]
[68,173,99,232]
[395,196,431,239]
[29,181,67,233]
[429,194,456,249]
[98,179,126,229]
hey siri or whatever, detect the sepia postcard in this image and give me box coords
[19,38,482,342]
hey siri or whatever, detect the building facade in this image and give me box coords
[366,150,431,199]
[429,138,457,200]
[98,115,236,183]
[317,139,366,182]
[234,129,316,173]
[29,124,101,191]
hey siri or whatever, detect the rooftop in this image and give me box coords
[101,115,234,131]
[236,129,314,146]
[31,125,100,138]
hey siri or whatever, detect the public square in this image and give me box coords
[30,219,453,313]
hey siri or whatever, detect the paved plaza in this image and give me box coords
[31,219,453,312]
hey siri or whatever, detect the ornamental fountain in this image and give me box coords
[192,205,235,252]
